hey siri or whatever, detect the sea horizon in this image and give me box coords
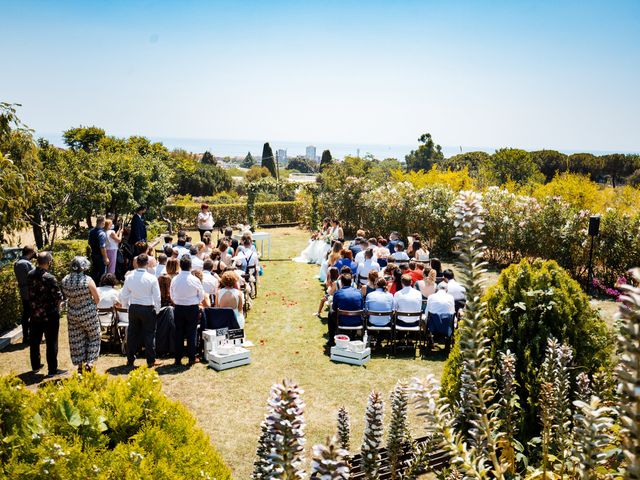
[37,133,638,160]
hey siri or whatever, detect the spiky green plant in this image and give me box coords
[498,350,520,474]
[617,268,640,479]
[387,381,410,480]
[571,397,615,479]
[336,406,350,452]
[264,379,307,480]
[310,436,350,479]
[253,417,274,479]
[361,391,384,480]
[575,372,592,403]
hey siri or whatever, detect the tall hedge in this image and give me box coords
[440,258,614,441]
[0,368,232,479]
[0,266,21,333]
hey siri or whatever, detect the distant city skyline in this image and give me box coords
[2,1,639,153]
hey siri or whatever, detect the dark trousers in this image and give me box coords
[30,315,59,374]
[21,299,31,341]
[328,310,337,345]
[127,305,157,366]
[91,255,106,284]
[198,229,212,241]
[174,305,199,363]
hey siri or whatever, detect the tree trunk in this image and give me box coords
[30,208,44,249]
[86,212,93,229]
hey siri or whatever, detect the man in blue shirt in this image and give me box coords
[365,278,394,326]
[88,216,108,283]
[328,273,363,345]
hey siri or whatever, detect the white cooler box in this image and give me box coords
[330,346,371,366]
[203,330,251,371]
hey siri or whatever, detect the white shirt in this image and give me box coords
[236,248,259,270]
[119,269,161,313]
[356,259,380,283]
[445,278,466,301]
[426,290,456,315]
[198,211,214,230]
[155,263,166,278]
[393,286,423,321]
[202,271,219,297]
[97,286,120,308]
[354,250,366,266]
[191,256,204,271]
[105,229,118,251]
[392,251,410,262]
[175,245,189,259]
[170,270,205,306]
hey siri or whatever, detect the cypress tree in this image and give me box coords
[201,150,216,164]
[320,149,333,171]
[242,151,256,168]
[261,142,277,177]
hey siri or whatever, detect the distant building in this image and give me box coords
[277,149,288,166]
[305,145,317,162]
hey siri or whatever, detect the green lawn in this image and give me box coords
[0,227,445,479]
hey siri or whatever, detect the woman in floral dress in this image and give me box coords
[61,256,102,373]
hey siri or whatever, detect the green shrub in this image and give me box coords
[0,368,231,479]
[0,266,21,333]
[48,239,89,279]
[164,200,304,229]
[441,258,614,441]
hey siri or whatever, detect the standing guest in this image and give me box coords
[328,273,363,345]
[408,261,424,284]
[197,203,214,240]
[393,274,423,322]
[442,269,467,302]
[170,255,205,366]
[202,259,219,302]
[415,268,437,299]
[155,253,168,277]
[14,245,35,344]
[97,273,121,308]
[391,242,410,263]
[159,257,179,307]
[61,257,102,374]
[119,254,161,368]
[27,252,66,377]
[216,270,245,327]
[426,282,455,315]
[88,216,109,283]
[365,277,394,326]
[356,249,380,286]
[104,219,122,274]
[129,205,147,246]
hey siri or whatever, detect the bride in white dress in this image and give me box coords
[293,219,332,265]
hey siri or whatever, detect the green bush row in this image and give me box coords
[164,200,304,230]
[0,368,232,479]
[0,266,22,333]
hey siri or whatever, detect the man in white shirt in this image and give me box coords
[188,246,204,271]
[393,274,423,323]
[356,249,380,286]
[170,255,205,366]
[391,242,410,263]
[201,259,219,301]
[426,282,456,315]
[442,269,466,302]
[119,254,161,368]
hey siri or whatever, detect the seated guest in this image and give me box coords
[408,261,424,284]
[185,235,193,249]
[430,257,443,278]
[334,249,357,272]
[202,232,213,255]
[97,273,121,308]
[365,277,394,326]
[328,241,343,267]
[202,259,220,302]
[354,239,368,265]
[411,240,430,262]
[158,257,179,307]
[391,242,410,263]
[218,227,239,252]
[162,236,173,250]
[175,235,189,259]
[328,273,363,345]
[415,268,437,299]
[155,253,168,277]
[388,267,403,295]
[216,270,245,328]
[210,248,227,275]
[442,269,466,302]
[361,269,380,297]
[382,262,396,282]
[387,231,401,253]
[393,274,423,322]
[426,282,455,315]
[375,237,391,262]
[349,236,365,257]
[316,267,340,317]
[219,240,234,266]
[189,245,204,271]
[163,245,176,259]
[356,249,380,286]
[190,270,211,307]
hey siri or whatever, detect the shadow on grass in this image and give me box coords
[2,342,29,353]
[17,370,46,386]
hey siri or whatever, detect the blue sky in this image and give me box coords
[1,0,639,153]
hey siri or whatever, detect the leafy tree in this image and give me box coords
[567,153,603,180]
[201,150,216,165]
[601,153,636,187]
[440,151,490,176]
[241,151,256,168]
[287,157,317,174]
[320,149,333,171]
[175,163,232,197]
[530,150,569,181]
[62,126,106,152]
[245,165,272,183]
[488,148,542,184]
[261,142,277,177]
[405,133,444,172]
